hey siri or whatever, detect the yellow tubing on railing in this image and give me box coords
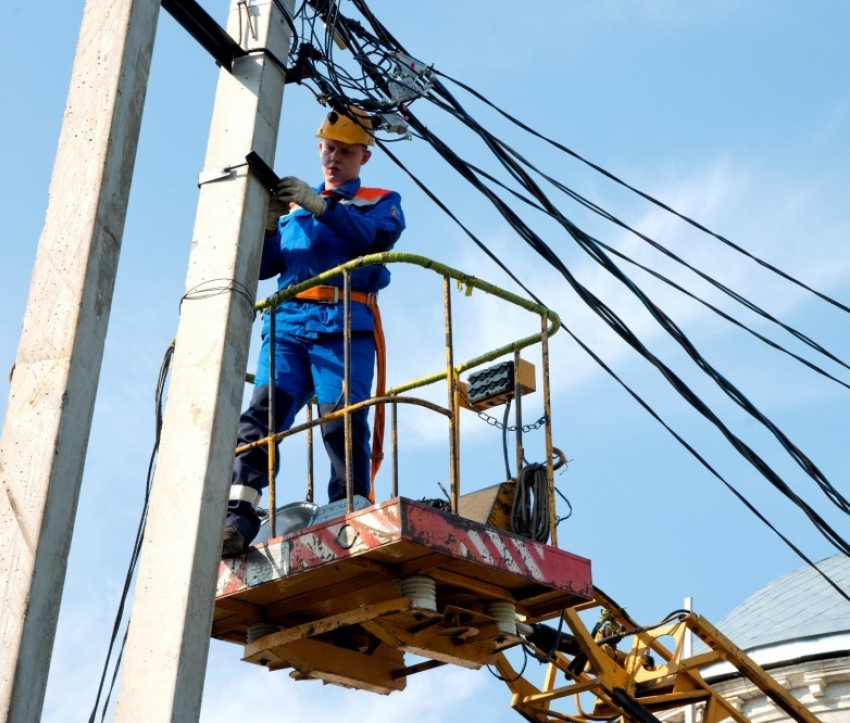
[254,252,561,396]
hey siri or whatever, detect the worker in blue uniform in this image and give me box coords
[223,108,405,555]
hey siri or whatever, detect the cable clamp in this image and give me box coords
[375,112,411,139]
[387,51,435,104]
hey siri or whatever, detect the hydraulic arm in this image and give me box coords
[496,588,821,723]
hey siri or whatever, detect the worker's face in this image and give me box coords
[319,139,371,189]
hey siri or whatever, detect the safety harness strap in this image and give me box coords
[292,286,375,305]
[367,295,386,500]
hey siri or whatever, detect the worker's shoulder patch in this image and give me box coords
[355,187,391,200]
[342,187,393,207]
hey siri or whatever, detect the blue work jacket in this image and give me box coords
[260,177,405,338]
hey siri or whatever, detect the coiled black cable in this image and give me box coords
[512,462,550,543]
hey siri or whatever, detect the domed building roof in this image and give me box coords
[716,553,850,653]
[699,553,850,675]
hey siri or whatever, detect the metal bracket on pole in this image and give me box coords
[198,166,235,185]
[161,0,247,71]
[245,151,281,193]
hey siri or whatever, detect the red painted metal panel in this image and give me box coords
[400,501,592,596]
[217,498,591,601]
[217,500,403,597]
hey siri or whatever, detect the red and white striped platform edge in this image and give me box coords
[217,497,592,614]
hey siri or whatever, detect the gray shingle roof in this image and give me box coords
[712,553,850,652]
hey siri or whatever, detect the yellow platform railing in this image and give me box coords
[237,252,561,544]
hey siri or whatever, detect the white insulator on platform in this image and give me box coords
[485,600,517,636]
[246,623,281,644]
[401,575,437,612]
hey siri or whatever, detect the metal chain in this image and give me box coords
[477,411,548,433]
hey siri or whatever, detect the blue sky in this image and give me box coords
[3,1,850,720]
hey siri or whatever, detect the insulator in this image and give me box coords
[401,575,437,612]
[485,600,517,636]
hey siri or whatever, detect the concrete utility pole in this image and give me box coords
[0,1,160,720]
[113,1,293,720]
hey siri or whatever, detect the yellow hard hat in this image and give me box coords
[316,106,375,146]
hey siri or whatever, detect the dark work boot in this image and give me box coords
[226,384,296,549]
[222,526,246,556]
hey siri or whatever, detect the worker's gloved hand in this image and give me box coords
[265,193,290,233]
[275,176,327,218]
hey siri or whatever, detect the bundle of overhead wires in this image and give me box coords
[90,0,848,714]
[276,0,850,598]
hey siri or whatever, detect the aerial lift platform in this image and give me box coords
[211,255,823,723]
[211,252,592,692]
[213,496,592,692]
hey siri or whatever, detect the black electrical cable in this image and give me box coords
[400,89,850,552]
[88,340,174,722]
[424,73,850,432]
[97,627,129,723]
[512,462,550,542]
[448,116,850,383]
[377,140,543,304]
[348,0,405,55]
[554,485,573,526]
[486,645,529,684]
[305,0,850,396]
[559,215,850,519]
[523,616,580,659]
[465,157,850,536]
[565,323,850,604]
[524,610,570,663]
[295,1,423,118]
[463,155,850,395]
[401,104,850,527]
[599,241,850,394]
[414,99,850,478]
[270,0,299,47]
[433,68,850,318]
[180,278,256,312]
[285,0,850,598]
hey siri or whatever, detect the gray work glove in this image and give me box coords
[265,193,290,233]
[276,176,327,218]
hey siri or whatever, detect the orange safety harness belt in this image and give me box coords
[293,285,386,503]
[366,294,386,502]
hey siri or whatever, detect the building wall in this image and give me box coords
[659,655,850,723]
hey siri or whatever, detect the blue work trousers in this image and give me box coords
[227,331,375,544]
